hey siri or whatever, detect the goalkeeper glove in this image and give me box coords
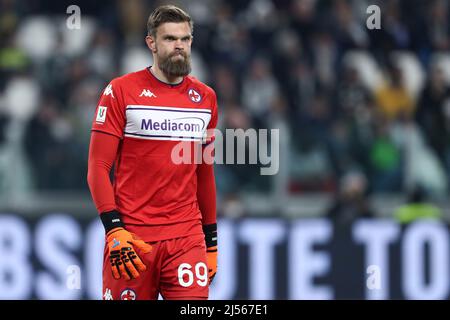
[101,210,153,281]
[203,223,218,285]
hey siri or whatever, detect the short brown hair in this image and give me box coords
[147,5,193,37]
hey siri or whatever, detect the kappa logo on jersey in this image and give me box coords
[120,289,136,300]
[96,106,108,123]
[139,89,157,98]
[188,88,202,103]
[103,288,113,300]
[103,84,114,98]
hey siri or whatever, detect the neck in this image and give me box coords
[150,64,183,85]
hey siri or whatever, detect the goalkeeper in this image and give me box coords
[87,5,218,300]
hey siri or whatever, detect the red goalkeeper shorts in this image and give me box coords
[102,233,209,300]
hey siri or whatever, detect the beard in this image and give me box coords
[158,49,191,78]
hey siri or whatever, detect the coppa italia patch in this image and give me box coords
[96,106,108,123]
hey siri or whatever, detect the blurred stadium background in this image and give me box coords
[1,0,450,299]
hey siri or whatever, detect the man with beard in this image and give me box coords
[87,5,218,300]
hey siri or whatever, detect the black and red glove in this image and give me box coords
[101,211,152,280]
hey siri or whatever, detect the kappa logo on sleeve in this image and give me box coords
[103,84,114,98]
[96,106,108,123]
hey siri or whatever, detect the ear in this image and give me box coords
[145,35,157,53]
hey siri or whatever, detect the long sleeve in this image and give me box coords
[197,88,218,225]
[196,161,217,225]
[87,131,120,214]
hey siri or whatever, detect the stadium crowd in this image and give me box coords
[1,0,450,217]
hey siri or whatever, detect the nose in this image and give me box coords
[175,39,184,49]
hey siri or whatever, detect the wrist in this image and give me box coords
[203,223,217,248]
[100,210,125,234]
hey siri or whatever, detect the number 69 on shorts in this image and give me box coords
[178,262,208,287]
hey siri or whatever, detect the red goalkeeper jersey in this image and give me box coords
[90,67,218,242]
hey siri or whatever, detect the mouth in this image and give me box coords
[170,55,186,63]
[171,51,185,58]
